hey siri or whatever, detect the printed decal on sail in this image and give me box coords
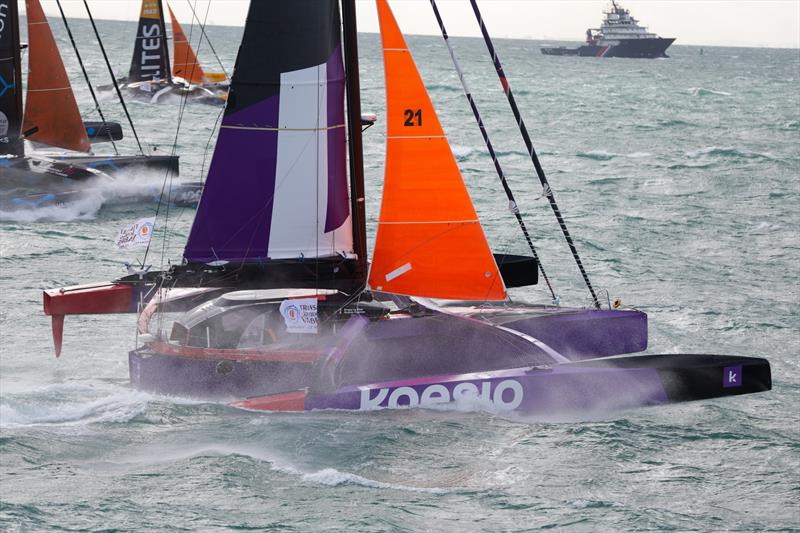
[129,0,169,82]
[0,111,8,138]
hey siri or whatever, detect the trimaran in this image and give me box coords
[114,0,228,106]
[42,0,770,416]
[0,0,201,208]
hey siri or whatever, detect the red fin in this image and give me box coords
[51,315,64,358]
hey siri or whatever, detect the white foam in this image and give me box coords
[688,87,732,97]
[300,467,447,494]
[0,192,105,222]
[0,385,153,428]
[0,170,183,223]
[451,145,476,159]
[113,442,448,494]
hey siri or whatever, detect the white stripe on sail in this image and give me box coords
[267,62,354,260]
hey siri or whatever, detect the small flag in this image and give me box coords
[115,217,155,249]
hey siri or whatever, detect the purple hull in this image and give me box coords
[128,306,648,401]
[297,353,772,416]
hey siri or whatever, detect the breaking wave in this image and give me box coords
[576,150,652,161]
[686,146,777,160]
[688,87,732,97]
[451,145,478,160]
[117,442,448,494]
[0,384,153,428]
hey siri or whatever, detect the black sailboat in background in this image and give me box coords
[113,0,227,105]
[0,0,201,210]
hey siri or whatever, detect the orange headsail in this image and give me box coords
[368,0,506,301]
[22,0,90,153]
[167,4,206,84]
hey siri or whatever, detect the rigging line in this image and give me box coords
[428,0,556,303]
[469,0,601,310]
[81,0,145,155]
[199,106,223,183]
[156,0,203,271]
[184,0,229,79]
[54,0,119,156]
[151,0,209,269]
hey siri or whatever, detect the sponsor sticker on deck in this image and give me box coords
[279,298,318,334]
[723,365,742,388]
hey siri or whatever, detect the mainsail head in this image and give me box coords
[128,0,171,83]
[0,0,24,156]
[184,1,357,288]
[367,0,506,301]
[22,0,90,153]
[167,4,205,84]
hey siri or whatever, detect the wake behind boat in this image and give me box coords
[541,1,675,59]
[42,0,770,419]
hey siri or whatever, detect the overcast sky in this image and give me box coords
[22,0,800,48]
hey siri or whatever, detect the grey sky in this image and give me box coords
[23,0,800,48]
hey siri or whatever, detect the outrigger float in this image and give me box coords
[43,0,770,417]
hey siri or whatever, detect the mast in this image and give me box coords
[158,0,172,84]
[341,0,368,289]
[0,0,24,156]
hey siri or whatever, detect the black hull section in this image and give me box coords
[0,155,200,209]
[55,154,179,176]
[542,38,675,59]
[572,353,772,403]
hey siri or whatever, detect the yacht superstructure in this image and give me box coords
[542,1,675,58]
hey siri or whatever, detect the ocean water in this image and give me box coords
[1,15,799,531]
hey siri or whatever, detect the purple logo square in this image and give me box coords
[723,365,742,388]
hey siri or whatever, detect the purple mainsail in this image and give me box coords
[185,0,353,265]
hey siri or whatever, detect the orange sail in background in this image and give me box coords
[22,0,90,153]
[368,0,506,301]
[167,4,206,84]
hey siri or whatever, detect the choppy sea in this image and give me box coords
[1,15,799,531]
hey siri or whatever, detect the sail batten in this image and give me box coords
[22,0,90,153]
[368,0,506,301]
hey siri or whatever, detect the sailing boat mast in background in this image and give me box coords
[0,0,25,157]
